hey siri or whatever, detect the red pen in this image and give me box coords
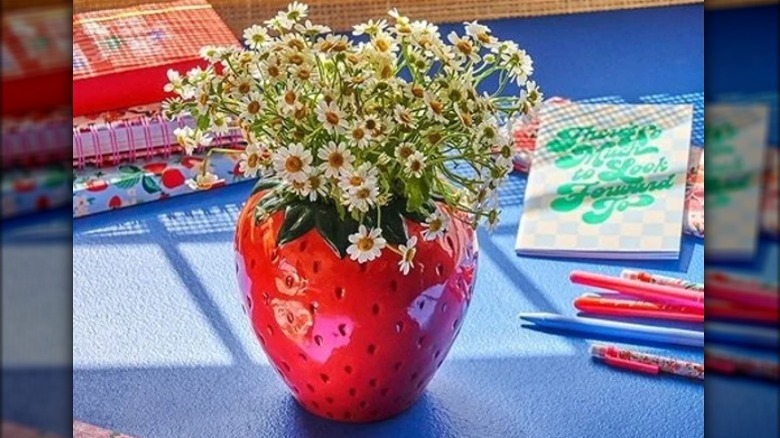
[707,300,779,324]
[590,344,704,380]
[570,271,705,310]
[705,280,778,310]
[706,349,779,380]
[574,293,704,322]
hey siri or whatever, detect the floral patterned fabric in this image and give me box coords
[1,165,70,218]
[72,149,251,218]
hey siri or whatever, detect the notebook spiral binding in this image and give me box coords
[72,103,243,168]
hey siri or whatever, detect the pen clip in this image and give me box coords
[604,354,660,375]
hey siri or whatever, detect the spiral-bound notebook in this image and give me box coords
[72,103,242,168]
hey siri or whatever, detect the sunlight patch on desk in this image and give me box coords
[73,244,234,368]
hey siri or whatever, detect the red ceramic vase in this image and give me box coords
[234,192,478,422]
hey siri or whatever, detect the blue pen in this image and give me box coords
[518,312,704,348]
[705,322,779,350]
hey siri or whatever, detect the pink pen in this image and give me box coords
[591,344,704,380]
[570,271,705,310]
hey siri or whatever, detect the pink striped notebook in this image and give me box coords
[72,102,242,168]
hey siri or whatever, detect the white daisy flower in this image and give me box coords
[273,143,313,183]
[294,20,331,36]
[410,20,441,48]
[394,142,415,162]
[338,162,379,192]
[163,69,183,93]
[174,127,210,155]
[305,172,328,202]
[447,32,480,63]
[211,114,232,136]
[238,142,264,177]
[186,66,209,83]
[424,93,447,122]
[243,25,270,50]
[486,209,501,232]
[404,151,427,178]
[371,31,398,54]
[397,236,418,275]
[257,55,285,83]
[342,182,379,213]
[316,100,348,134]
[289,178,311,198]
[199,46,223,64]
[347,120,372,149]
[422,210,450,241]
[292,63,318,83]
[278,84,303,114]
[463,21,496,47]
[285,1,308,22]
[317,141,355,178]
[353,19,388,36]
[362,114,383,138]
[394,106,415,129]
[186,172,221,190]
[347,225,387,263]
[239,91,265,122]
[316,34,350,53]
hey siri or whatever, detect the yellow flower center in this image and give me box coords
[356,187,371,200]
[397,145,413,160]
[309,176,321,190]
[352,127,366,141]
[288,53,304,65]
[328,152,344,168]
[247,101,261,114]
[357,236,374,251]
[284,91,297,105]
[428,218,442,232]
[403,247,416,263]
[349,175,364,186]
[325,111,340,125]
[456,40,473,55]
[411,85,425,99]
[238,82,251,94]
[247,153,259,167]
[285,156,303,173]
[398,111,412,124]
[374,38,390,52]
[297,68,311,80]
[268,65,280,77]
[409,160,422,173]
[364,118,377,130]
[429,100,444,115]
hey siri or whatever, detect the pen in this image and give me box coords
[707,300,779,324]
[706,281,778,310]
[518,312,704,348]
[620,269,704,292]
[706,348,779,380]
[570,271,704,310]
[574,293,704,322]
[590,344,704,380]
[706,322,779,350]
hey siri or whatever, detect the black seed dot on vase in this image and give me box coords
[309,302,318,314]
[359,263,368,273]
[312,260,320,273]
[416,380,424,389]
[338,324,348,336]
[257,334,266,345]
[236,264,240,274]
[285,275,295,288]
[369,378,377,387]
[389,279,398,292]
[441,302,447,313]
[292,386,300,394]
[452,318,459,330]
[326,397,334,404]
[250,258,257,270]
[314,335,323,346]
[267,325,274,335]
[326,412,334,419]
[271,249,280,263]
[371,303,380,316]
[241,304,247,315]
[246,295,253,309]
[311,401,319,409]
[418,300,425,310]
[359,401,367,409]
[417,336,426,348]
[410,372,418,381]
[262,292,270,304]
[307,383,315,392]
[320,373,330,383]
[298,353,308,362]
[380,388,389,396]
[367,344,377,355]
[286,313,294,324]
[434,349,441,359]
[282,361,291,372]
[393,361,402,371]
[349,387,357,397]
[344,365,353,374]
[446,235,455,250]
[299,240,308,251]
[395,321,404,333]
[435,263,444,277]
[344,411,352,420]
[393,396,401,404]
[335,287,346,300]
[437,359,444,369]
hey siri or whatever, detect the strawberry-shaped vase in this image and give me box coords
[235,191,478,422]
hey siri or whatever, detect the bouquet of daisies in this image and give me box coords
[164,2,541,270]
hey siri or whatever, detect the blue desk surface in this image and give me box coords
[30,3,769,438]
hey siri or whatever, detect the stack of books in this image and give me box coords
[71,0,250,218]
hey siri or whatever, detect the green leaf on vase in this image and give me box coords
[314,203,358,258]
[141,176,162,194]
[277,205,316,245]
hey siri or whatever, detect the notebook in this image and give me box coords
[515,102,693,260]
[2,107,70,169]
[72,102,242,169]
[705,104,770,259]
